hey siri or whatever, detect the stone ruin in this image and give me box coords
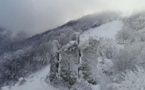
[49,32,99,87]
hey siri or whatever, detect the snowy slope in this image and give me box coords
[1,20,124,90]
[79,20,123,90]
[80,20,123,43]
[2,65,59,90]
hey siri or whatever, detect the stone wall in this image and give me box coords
[49,33,99,87]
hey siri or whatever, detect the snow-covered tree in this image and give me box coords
[118,66,145,90]
[80,38,99,84]
[112,44,142,73]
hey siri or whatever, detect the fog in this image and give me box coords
[0,0,145,36]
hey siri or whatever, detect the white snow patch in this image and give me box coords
[2,65,59,90]
[80,20,123,43]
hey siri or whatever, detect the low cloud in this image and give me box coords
[0,0,145,36]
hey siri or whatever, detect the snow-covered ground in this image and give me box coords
[79,20,123,49]
[80,20,123,42]
[2,65,59,90]
[78,20,124,90]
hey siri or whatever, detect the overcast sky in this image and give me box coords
[0,0,145,36]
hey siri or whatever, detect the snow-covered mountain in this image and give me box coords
[0,12,120,87]
[1,12,145,90]
[1,18,123,90]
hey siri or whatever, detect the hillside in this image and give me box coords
[0,12,119,87]
[1,19,123,90]
[1,12,145,90]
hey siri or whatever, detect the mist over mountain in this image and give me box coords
[1,11,145,90]
[0,11,119,87]
[0,0,145,36]
[1,0,145,89]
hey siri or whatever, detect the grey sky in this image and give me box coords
[0,0,145,36]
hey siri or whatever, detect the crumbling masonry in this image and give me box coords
[49,33,99,86]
